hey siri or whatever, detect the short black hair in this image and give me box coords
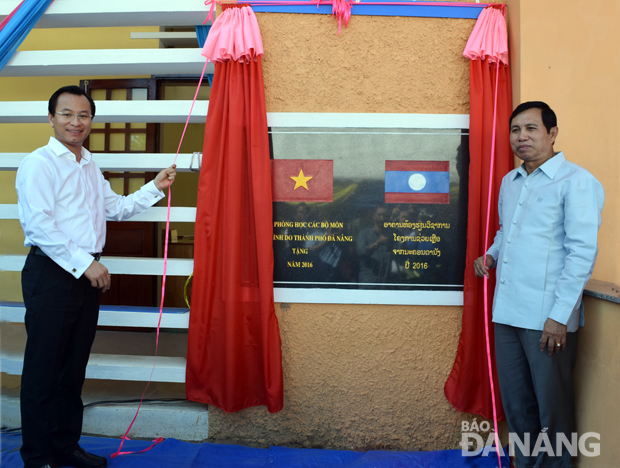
[509,101,557,133]
[48,85,95,117]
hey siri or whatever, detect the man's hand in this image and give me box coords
[474,254,495,278]
[84,260,111,293]
[154,164,177,190]
[540,318,567,355]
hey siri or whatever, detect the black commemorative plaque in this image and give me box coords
[270,127,469,291]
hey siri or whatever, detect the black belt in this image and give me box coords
[31,246,102,262]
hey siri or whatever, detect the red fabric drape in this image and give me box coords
[444,58,512,420]
[186,57,284,413]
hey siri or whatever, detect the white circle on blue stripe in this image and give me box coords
[408,173,427,191]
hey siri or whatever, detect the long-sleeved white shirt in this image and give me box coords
[487,152,604,332]
[16,137,164,278]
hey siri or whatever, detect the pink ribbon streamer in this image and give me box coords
[482,57,502,468]
[204,0,220,24]
[111,59,209,458]
[479,6,507,465]
[112,437,164,457]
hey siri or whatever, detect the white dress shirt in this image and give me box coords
[16,137,165,279]
[487,152,604,332]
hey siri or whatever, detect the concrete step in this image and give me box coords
[1,322,206,441]
[1,379,208,442]
[2,350,187,382]
[0,323,189,382]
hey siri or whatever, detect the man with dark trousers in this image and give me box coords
[16,85,177,468]
[474,102,604,467]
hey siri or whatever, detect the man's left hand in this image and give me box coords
[540,318,567,355]
[154,164,177,190]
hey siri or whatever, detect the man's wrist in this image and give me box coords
[68,249,96,279]
[547,310,569,326]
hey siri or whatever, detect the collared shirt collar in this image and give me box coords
[48,137,91,163]
[512,151,565,181]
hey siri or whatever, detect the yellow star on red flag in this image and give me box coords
[271,160,333,202]
[290,169,313,190]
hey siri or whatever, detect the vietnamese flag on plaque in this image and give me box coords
[271,159,333,202]
[384,160,450,204]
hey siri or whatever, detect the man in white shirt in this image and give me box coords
[474,102,604,467]
[16,85,177,468]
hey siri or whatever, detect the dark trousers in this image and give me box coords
[495,323,578,468]
[20,251,100,468]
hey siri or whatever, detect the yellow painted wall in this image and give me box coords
[575,296,620,467]
[506,0,620,284]
[19,26,160,51]
[507,2,620,465]
[0,27,159,302]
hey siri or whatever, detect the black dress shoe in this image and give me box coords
[55,447,107,468]
[40,464,59,468]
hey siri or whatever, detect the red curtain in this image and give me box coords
[444,58,512,420]
[186,57,284,413]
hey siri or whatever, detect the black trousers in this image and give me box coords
[20,251,100,468]
[495,323,578,468]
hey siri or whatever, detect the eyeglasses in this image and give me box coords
[55,112,93,121]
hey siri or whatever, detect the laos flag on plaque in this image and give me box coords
[384,160,450,204]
